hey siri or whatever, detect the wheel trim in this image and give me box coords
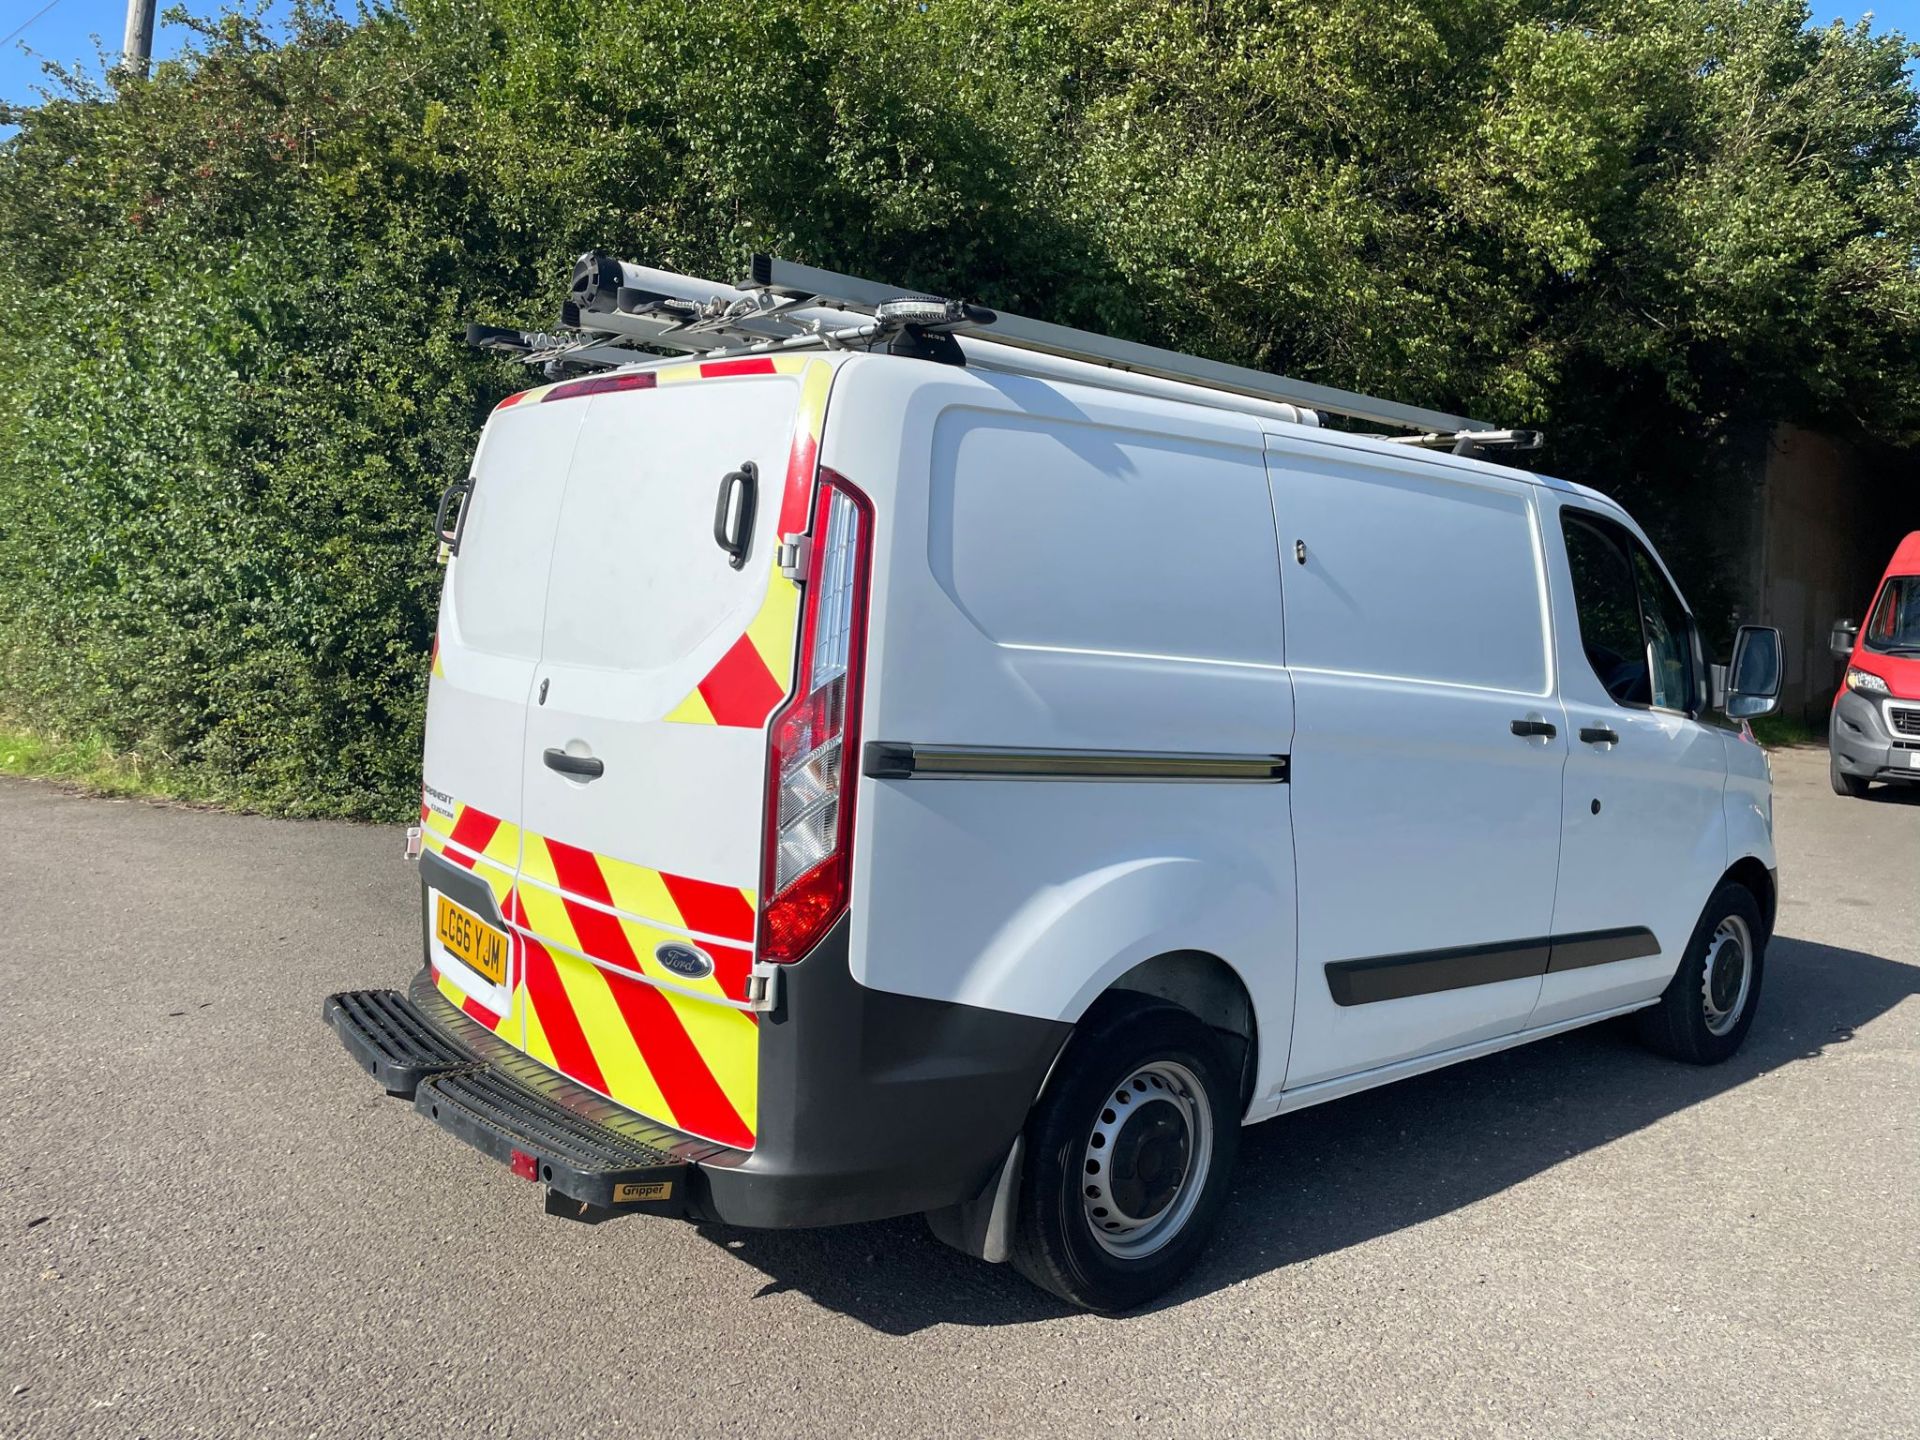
[1079,1060,1213,1260]
[1701,914,1753,1037]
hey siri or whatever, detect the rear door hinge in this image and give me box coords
[777,531,810,583]
[745,961,782,1013]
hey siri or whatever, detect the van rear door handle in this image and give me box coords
[1510,718,1558,739]
[712,460,758,570]
[1579,725,1620,746]
[543,748,605,780]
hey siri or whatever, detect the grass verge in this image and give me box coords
[1749,713,1823,749]
[0,720,232,807]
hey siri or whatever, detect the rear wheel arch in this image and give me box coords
[1094,950,1258,1115]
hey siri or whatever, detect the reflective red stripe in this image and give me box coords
[446,805,502,857]
[659,871,755,944]
[695,633,785,728]
[542,839,751,1142]
[522,937,607,1093]
[700,357,777,378]
[776,426,817,535]
[600,964,753,1148]
[460,993,503,1029]
[704,942,754,1009]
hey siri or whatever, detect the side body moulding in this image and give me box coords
[1324,928,1662,1006]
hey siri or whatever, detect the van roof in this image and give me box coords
[1889,531,1920,575]
[496,345,1630,521]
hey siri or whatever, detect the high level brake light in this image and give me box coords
[759,469,874,964]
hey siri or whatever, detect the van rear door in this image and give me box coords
[420,397,585,1031]
[512,360,832,1150]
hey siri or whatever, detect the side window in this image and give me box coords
[1630,547,1695,713]
[1563,517,1650,706]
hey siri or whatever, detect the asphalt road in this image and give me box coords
[2,745,1916,1439]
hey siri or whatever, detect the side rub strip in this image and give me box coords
[1324,927,1662,1006]
[862,743,1289,783]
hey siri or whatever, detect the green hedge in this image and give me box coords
[2,0,1916,817]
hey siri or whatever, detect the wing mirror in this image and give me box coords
[1724,625,1783,720]
[1828,619,1858,662]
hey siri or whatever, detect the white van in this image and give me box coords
[326,256,1784,1311]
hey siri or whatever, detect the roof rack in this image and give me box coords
[468,252,1525,444]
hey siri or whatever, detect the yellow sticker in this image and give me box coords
[614,1181,673,1204]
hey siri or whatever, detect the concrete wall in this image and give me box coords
[1742,426,1915,725]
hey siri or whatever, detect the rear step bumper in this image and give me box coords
[323,975,745,1221]
[328,919,1073,1229]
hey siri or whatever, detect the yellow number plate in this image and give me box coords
[435,893,509,985]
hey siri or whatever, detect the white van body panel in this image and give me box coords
[1266,435,1569,1088]
[422,400,586,1016]
[1533,491,1731,1027]
[520,380,802,890]
[418,341,1777,1169]
[1723,735,1777,878]
[828,356,1299,1101]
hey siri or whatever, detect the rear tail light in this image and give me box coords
[759,469,874,963]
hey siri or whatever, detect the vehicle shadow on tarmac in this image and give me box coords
[1863,784,1920,806]
[697,934,1919,1330]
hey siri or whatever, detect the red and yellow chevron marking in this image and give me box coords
[416,794,762,1149]
[665,356,831,728]
[429,632,446,680]
[514,830,758,1148]
[418,793,521,912]
[432,962,522,1037]
[489,353,833,731]
[418,794,521,1037]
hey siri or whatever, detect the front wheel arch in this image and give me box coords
[1720,855,1776,941]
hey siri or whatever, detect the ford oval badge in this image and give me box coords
[655,942,715,980]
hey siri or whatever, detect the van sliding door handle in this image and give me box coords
[1579,725,1620,746]
[543,748,605,780]
[1509,718,1558,739]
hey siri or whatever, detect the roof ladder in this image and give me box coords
[468,252,1530,445]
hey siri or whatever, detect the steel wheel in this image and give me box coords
[1079,1059,1214,1260]
[1701,913,1753,1037]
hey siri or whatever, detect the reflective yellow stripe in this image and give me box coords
[663,686,716,725]
[549,948,677,1123]
[662,988,758,1128]
[746,567,800,688]
[594,851,685,934]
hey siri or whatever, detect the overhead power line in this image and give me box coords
[1,0,69,50]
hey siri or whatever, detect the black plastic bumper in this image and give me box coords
[1832,689,1920,783]
[327,911,1070,1230]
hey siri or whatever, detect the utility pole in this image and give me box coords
[121,0,156,78]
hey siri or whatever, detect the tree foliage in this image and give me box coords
[1,0,1915,816]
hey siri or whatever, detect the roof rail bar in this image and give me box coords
[745,255,1495,436]
[469,252,1520,440]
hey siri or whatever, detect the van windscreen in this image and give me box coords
[1865,576,1920,654]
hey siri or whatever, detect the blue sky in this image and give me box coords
[2,1,293,109]
[2,1,1919,113]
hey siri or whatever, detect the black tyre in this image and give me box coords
[1830,745,1871,798]
[1010,996,1240,1312]
[1635,881,1766,1065]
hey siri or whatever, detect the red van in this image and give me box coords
[1829,531,1920,796]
